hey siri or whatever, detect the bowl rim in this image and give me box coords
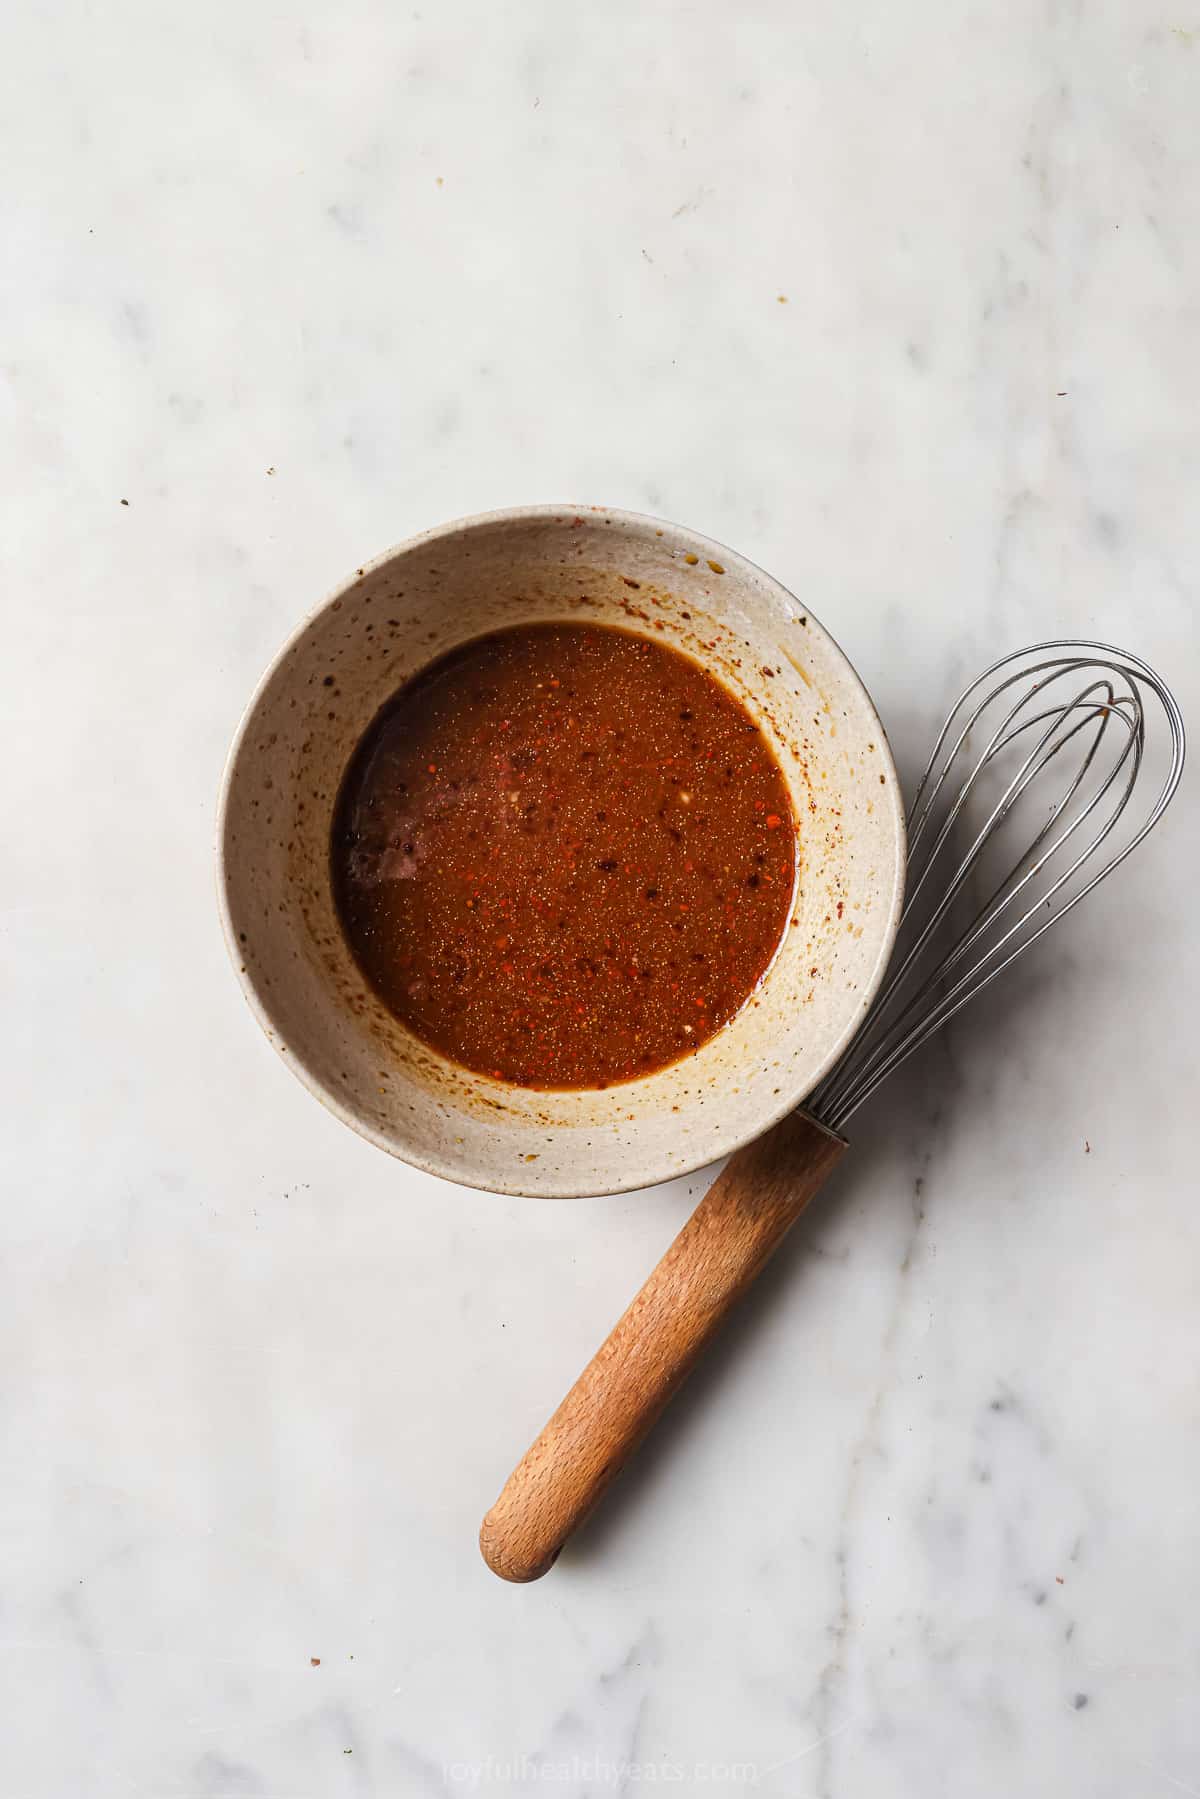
[216,503,907,1197]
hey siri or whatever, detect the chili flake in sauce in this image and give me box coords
[332,622,797,1088]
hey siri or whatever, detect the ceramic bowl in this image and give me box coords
[217,506,905,1197]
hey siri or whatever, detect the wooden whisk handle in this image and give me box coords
[479,1109,846,1582]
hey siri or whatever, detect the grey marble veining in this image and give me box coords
[1,2,1197,1795]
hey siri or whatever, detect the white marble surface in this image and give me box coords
[2,2,1197,1794]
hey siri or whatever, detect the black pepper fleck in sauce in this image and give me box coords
[332,622,797,1088]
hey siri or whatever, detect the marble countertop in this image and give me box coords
[3,3,1197,1794]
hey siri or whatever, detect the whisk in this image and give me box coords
[480,641,1185,1581]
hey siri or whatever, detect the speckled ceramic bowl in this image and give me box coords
[217,507,905,1197]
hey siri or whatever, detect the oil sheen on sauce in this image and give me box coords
[331,622,797,1088]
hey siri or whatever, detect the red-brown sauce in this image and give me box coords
[331,622,797,1088]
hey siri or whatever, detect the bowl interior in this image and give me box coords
[218,508,905,1196]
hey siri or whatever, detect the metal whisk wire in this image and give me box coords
[809,641,1186,1134]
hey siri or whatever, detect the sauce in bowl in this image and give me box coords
[332,622,797,1088]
